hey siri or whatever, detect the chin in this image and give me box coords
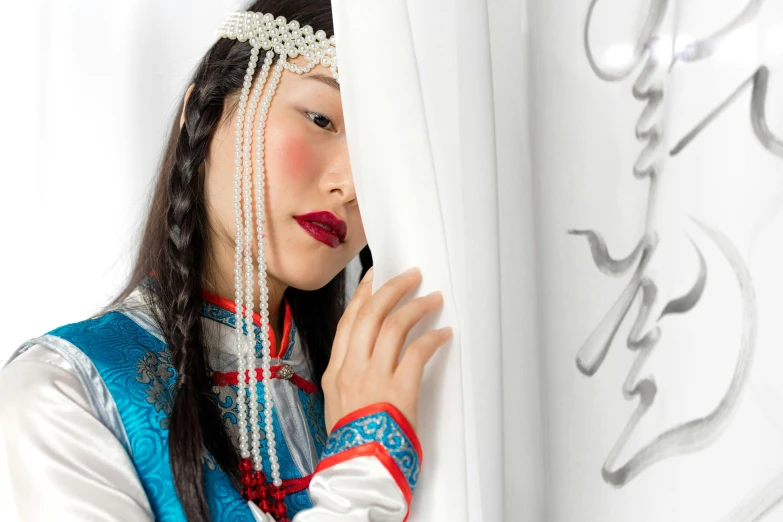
[284,266,344,292]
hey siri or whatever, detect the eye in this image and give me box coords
[306,111,334,130]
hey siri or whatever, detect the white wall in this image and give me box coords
[0,1,249,364]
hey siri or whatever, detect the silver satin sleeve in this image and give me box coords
[1,345,410,522]
[249,457,408,522]
[291,457,408,522]
[0,343,154,522]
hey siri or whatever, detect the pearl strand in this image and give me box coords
[242,42,263,468]
[254,56,285,487]
[244,51,272,473]
[232,38,256,461]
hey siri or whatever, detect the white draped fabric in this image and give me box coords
[333,0,782,520]
[331,1,538,520]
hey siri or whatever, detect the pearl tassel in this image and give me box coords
[254,57,285,486]
[219,10,341,518]
[242,43,265,471]
[232,35,255,463]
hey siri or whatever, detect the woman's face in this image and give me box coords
[202,55,367,294]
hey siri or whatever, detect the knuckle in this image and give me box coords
[355,302,375,324]
[407,334,437,361]
[382,312,406,333]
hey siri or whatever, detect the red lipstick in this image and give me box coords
[294,211,347,248]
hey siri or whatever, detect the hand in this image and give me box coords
[321,266,452,434]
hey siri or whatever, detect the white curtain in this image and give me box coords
[333,0,783,520]
[332,1,540,520]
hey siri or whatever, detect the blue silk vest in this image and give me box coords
[46,297,325,521]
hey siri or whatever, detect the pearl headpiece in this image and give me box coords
[215,10,338,520]
[217,11,338,81]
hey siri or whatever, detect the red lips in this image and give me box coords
[293,211,347,247]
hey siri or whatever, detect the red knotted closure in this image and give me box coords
[239,458,289,521]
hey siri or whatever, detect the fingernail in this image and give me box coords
[365,267,375,279]
[406,266,421,275]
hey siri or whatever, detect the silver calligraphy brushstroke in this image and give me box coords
[600,221,755,487]
[573,0,774,490]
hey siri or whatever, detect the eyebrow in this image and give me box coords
[304,73,340,92]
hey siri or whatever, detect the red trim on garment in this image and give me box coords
[279,473,313,495]
[330,403,422,462]
[199,289,293,358]
[315,442,413,520]
[211,366,318,395]
[277,301,292,359]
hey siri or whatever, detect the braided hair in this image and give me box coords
[111,1,372,520]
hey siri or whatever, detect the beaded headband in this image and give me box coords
[215,10,338,521]
[217,11,338,81]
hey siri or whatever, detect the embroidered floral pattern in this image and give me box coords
[213,383,268,450]
[135,348,175,430]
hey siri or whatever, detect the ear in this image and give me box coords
[179,83,196,130]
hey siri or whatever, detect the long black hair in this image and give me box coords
[111,1,371,520]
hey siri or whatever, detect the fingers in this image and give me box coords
[327,267,374,373]
[395,326,453,391]
[344,267,422,366]
[370,290,445,371]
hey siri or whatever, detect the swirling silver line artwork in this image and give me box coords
[573,0,780,500]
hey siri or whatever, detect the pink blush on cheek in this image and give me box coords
[272,135,316,178]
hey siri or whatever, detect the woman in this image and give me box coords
[0,1,452,521]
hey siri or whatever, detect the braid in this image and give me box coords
[164,74,235,521]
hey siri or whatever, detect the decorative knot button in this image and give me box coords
[276,364,294,380]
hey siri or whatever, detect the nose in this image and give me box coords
[320,143,357,204]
